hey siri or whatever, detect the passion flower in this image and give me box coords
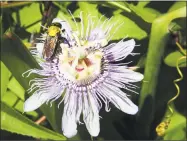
[23,12,143,138]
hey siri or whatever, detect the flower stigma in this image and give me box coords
[58,44,103,82]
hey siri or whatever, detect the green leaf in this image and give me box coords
[168,2,187,29]
[12,3,42,33]
[106,1,131,13]
[53,1,71,13]
[137,1,150,8]
[164,50,187,67]
[7,77,25,100]
[168,2,187,12]
[1,30,40,90]
[1,102,66,140]
[56,8,78,32]
[73,2,105,37]
[2,91,38,118]
[109,11,147,40]
[1,30,63,133]
[57,2,146,40]
[127,4,161,23]
[156,104,186,140]
[164,113,186,140]
[1,61,11,98]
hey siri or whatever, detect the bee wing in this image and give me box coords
[42,36,58,59]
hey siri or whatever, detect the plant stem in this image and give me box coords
[138,6,186,138]
[35,116,46,125]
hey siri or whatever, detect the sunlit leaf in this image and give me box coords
[53,1,71,13]
[73,2,105,37]
[2,91,38,118]
[12,2,42,33]
[1,61,11,98]
[156,104,186,140]
[127,3,161,23]
[7,77,25,100]
[164,112,186,140]
[56,8,77,31]
[137,1,150,8]
[168,2,186,12]
[1,102,66,140]
[105,1,131,13]
[164,50,187,67]
[109,10,147,40]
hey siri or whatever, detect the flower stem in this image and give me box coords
[35,116,46,125]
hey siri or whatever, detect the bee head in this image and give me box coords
[48,23,62,37]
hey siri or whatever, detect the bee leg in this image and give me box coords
[59,36,71,47]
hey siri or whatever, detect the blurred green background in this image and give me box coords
[0,1,186,140]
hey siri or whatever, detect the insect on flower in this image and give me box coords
[23,12,144,138]
[41,20,70,61]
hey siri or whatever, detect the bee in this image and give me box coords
[42,21,70,61]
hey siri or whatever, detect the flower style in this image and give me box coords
[23,12,144,138]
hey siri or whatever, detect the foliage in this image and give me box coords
[164,50,187,67]
[1,1,186,140]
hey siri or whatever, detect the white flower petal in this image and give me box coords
[105,39,136,61]
[24,92,49,112]
[36,43,44,57]
[112,94,138,115]
[124,71,144,82]
[62,113,77,138]
[98,85,138,115]
[83,93,100,137]
[62,92,77,138]
[76,93,82,122]
[109,68,144,83]
[24,80,63,112]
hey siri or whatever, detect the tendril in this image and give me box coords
[156,41,186,137]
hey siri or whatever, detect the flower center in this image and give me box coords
[58,45,103,83]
